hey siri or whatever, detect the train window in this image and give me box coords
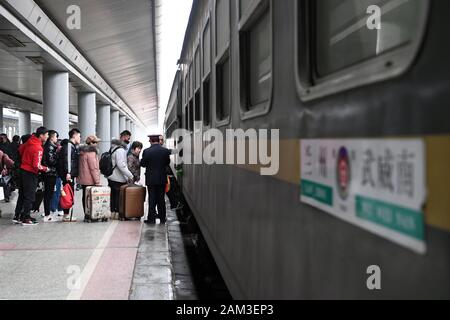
[215,0,231,125]
[184,105,189,130]
[316,0,423,76]
[238,0,272,118]
[195,90,201,123]
[296,0,430,100]
[216,54,231,121]
[194,44,201,128]
[184,74,188,106]
[187,68,191,100]
[203,21,211,77]
[239,0,253,19]
[203,18,212,127]
[189,99,194,131]
[195,47,201,90]
[216,0,230,57]
[203,78,211,126]
[242,6,271,107]
[189,65,194,98]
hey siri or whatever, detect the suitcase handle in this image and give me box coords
[86,192,91,211]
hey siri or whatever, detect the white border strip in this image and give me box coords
[66,221,119,300]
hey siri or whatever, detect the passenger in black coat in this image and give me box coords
[10,136,21,163]
[0,134,13,159]
[42,130,60,219]
[56,129,81,221]
[140,135,171,224]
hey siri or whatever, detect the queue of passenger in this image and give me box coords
[0,126,178,226]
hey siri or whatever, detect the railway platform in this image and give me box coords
[0,188,180,300]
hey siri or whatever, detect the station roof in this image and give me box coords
[0,0,160,129]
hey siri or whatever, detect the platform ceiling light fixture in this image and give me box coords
[0,34,26,47]
[26,56,46,65]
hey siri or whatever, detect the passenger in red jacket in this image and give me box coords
[14,127,50,226]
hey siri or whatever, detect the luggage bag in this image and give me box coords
[85,186,112,222]
[119,184,146,220]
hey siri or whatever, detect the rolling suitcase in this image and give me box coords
[85,186,112,222]
[119,184,146,220]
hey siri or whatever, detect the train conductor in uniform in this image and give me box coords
[141,134,171,224]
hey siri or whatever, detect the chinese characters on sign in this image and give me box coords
[300,139,427,254]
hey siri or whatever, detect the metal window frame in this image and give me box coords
[237,0,273,121]
[202,15,213,129]
[184,73,188,107]
[189,62,194,99]
[215,51,232,126]
[194,44,201,91]
[188,98,194,132]
[214,0,232,127]
[202,17,212,82]
[295,0,431,102]
[202,75,212,128]
[215,0,231,61]
[193,38,203,134]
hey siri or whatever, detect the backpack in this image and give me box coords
[99,147,120,177]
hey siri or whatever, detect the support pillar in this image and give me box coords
[43,71,70,139]
[0,106,3,134]
[110,110,120,140]
[78,92,97,141]
[119,115,126,134]
[18,110,31,136]
[97,104,111,154]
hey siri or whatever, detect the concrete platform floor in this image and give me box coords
[0,186,175,300]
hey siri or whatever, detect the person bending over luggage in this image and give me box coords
[78,135,101,220]
[13,127,50,226]
[107,139,134,220]
[42,130,60,222]
[127,141,143,183]
[57,129,81,223]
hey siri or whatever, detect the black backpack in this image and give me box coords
[99,147,120,177]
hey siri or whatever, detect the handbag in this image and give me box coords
[165,176,171,193]
[0,175,11,188]
[59,183,74,210]
[36,181,45,192]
